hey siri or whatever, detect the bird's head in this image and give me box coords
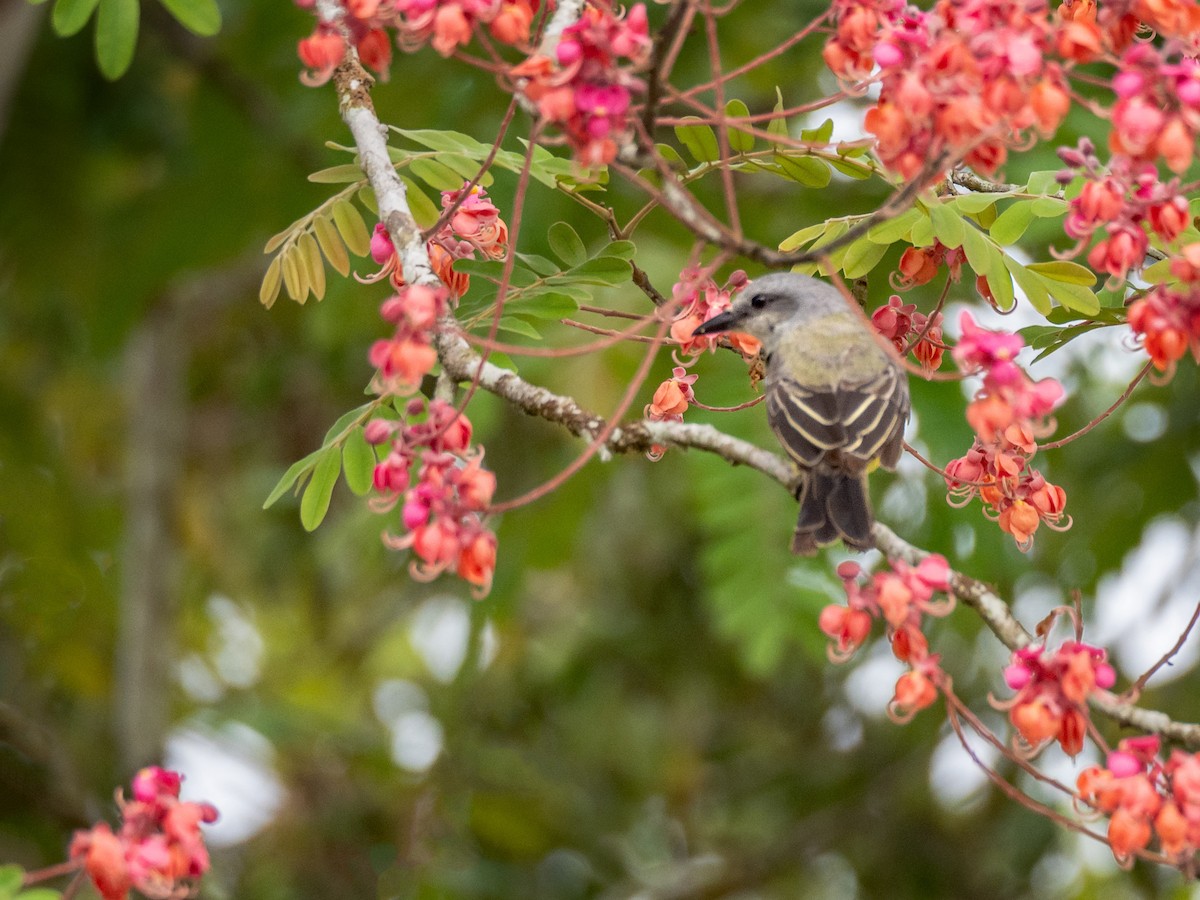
[691,272,838,343]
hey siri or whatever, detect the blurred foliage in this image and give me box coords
[2,2,1200,899]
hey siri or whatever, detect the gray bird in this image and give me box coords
[693,272,910,554]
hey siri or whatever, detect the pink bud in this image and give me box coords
[371,223,394,265]
[1003,663,1032,691]
[556,38,582,67]
[1112,70,1145,99]
[1094,662,1116,690]
[363,419,394,445]
[1107,750,1142,778]
[873,41,904,68]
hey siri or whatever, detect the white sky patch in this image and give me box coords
[207,595,264,690]
[1091,517,1200,685]
[843,641,905,717]
[388,711,444,773]
[822,703,865,753]
[929,726,996,813]
[164,721,286,848]
[409,594,471,683]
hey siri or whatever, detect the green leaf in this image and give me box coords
[515,253,559,277]
[394,128,489,156]
[724,99,755,153]
[950,194,1005,214]
[960,225,993,276]
[409,157,468,192]
[51,0,100,36]
[300,446,341,532]
[799,117,834,144]
[767,87,788,144]
[1025,260,1097,285]
[506,292,578,320]
[341,427,376,497]
[158,0,221,35]
[312,215,350,277]
[841,237,888,279]
[1030,197,1068,218]
[985,267,1015,311]
[908,212,935,248]
[1005,258,1051,315]
[809,219,848,252]
[95,0,139,79]
[323,402,375,445]
[989,201,1035,245]
[827,157,872,179]
[601,240,636,260]
[928,202,964,249]
[437,153,492,186]
[0,865,22,896]
[779,222,827,252]
[332,199,371,256]
[866,208,922,244]
[1025,170,1061,195]
[775,154,831,188]
[675,118,720,163]
[495,317,543,340]
[559,256,631,286]
[1142,258,1173,284]
[307,164,365,184]
[399,177,439,229]
[655,143,688,172]
[1040,276,1101,315]
[263,448,325,510]
[548,222,587,267]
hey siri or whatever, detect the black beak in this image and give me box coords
[692,309,738,336]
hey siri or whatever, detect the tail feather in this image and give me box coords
[792,470,874,555]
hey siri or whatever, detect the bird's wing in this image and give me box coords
[767,365,909,472]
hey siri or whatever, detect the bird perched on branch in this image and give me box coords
[694,272,910,554]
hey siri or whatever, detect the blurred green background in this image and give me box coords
[2,2,1200,897]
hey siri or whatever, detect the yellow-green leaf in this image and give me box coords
[989,201,1035,245]
[341,428,376,497]
[259,255,282,309]
[308,164,366,184]
[779,222,827,252]
[675,117,720,163]
[866,208,922,245]
[332,199,371,256]
[159,0,220,36]
[1041,277,1100,315]
[95,0,139,79]
[841,237,888,279]
[313,215,350,277]
[724,99,755,154]
[299,232,326,301]
[52,0,100,36]
[928,202,964,249]
[1025,260,1097,285]
[300,446,342,532]
[1005,257,1051,315]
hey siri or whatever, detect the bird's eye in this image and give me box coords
[750,293,767,310]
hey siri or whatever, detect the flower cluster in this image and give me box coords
[366,400,498,596]
[295,0,537,79]
[513,2,651,166]
[871,294,945,370]
[392,0,540,56]
[1076,735,1200,865]
[643,366,698,461]
[944,313,1069,549]
[295,0,392,85]
[822,555,954,722]
[669,267,757,360]
[893,242,965,290]
[368,183,509,301]
[1108,43,1200,174]
[995,642,1115,756]
[825,0,1070,178]
[1057,139,1189,284]
[1128,243,1200,374]
[69,767,218,900]
[369,284,452,394]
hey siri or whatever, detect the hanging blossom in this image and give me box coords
[512,2,651,166]
[1128,242,1200,375]
[824,0,1070,178]
[1056,138,1190,285]
[821,555,955,723]
[872,294,945,371]
[365,182,509,303]
[366,400,498,596]
[1107,42,1200,174]
[643,366,698,461]
[944,313,1069,549]
[69,767,218,900]
[993,641,1115,757]
[390,0,541,56]
[893,241,964,291]
[1075,735,1200,867]
[295,0,392,85]
[642,269,758,461]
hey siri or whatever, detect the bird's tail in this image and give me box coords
[792,470,874,555]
